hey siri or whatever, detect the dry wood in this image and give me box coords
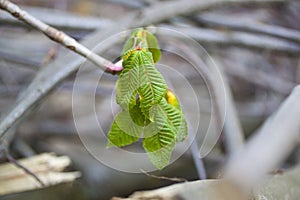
[113,164,300,200]
[0,153,80,195]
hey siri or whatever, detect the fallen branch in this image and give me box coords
[113,164,300,200]
[0,0,121,73]
[225,85,300,191]
[0,153,80,195]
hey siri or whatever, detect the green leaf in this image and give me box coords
[129,98,148,127]
[176,116,188,142]
[107,111,143,147]
[145,30,161,63]
[146,98,187,141]
[117,50,167,114]
[116,52,141,110]
[143,126,176,169]
[121,28,147,56]
[138,59,167,116]
[142,98,187,169]
[121,29,161,63]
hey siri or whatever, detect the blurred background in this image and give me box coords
[0,0,300,199]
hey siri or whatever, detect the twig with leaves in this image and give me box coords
[0,0,287,155]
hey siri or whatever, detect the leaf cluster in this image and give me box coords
[107,28,187,169]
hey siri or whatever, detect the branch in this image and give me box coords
[209,58,245,155]
[0,5,112,31]
[225,85,300,191]
[196,13,300,44]
[223,58,295,95]
[135,0,285,27]
[0,0,121,74]
[0,144,44,187]
[159,24,300,54]
[5,150,45,187]
[141,170,187,183]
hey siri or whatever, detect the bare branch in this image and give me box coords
[159,25,300,54]
[0,5,112,31]
[196,13,300,44]
[141,170,187,183]
[223,59,295,95]
[135,0,285,27]
[0,0,121,73]
[209,58,245,155]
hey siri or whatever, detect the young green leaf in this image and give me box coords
[164,90,188,141]
[145,98,187,140]
[129,97,148,127]
[137,54,167,116]
[117,50,167,114]
[143,125,176,169]
[145,30,161,63]
[107,111,143,147]
[121,28,161,63]
[121,28,147,56]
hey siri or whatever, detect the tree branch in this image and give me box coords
[0,0,121,74]
[223,58,295,95]
[159,24,300,54]
[225,85,300,191]
[0,5,112,31]
[196,13,300,44]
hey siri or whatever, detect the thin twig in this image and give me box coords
[189,137,207,180]
[0,0,121,74]
[141,169,187,183]
[0,145,45,187]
